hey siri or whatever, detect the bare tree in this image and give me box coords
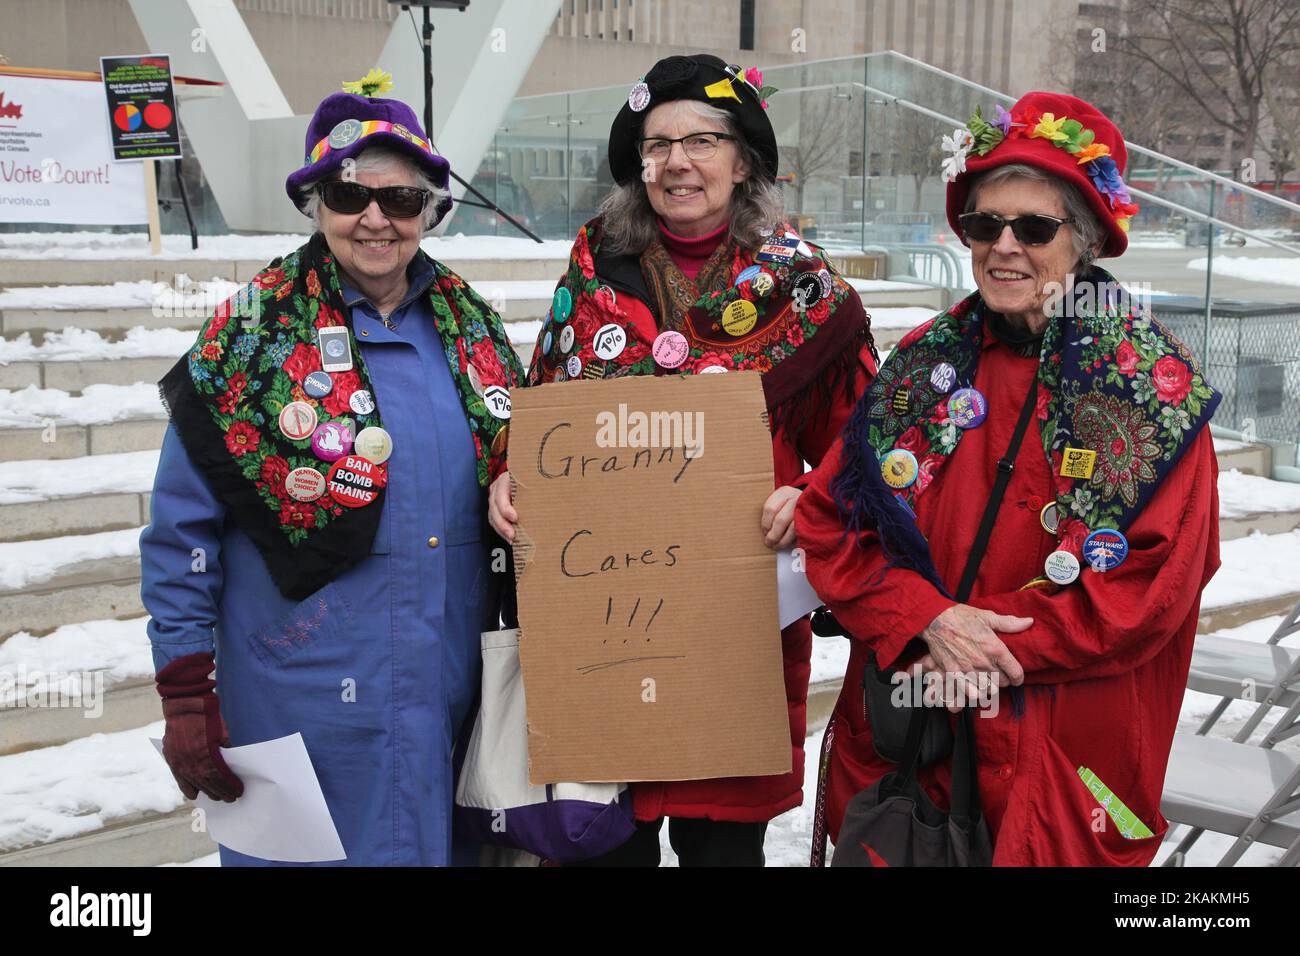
[1120,0,1300,170]
[782,91,848,215]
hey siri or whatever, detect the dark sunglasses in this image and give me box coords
[317,181,430,219]
[958,212,1074,245]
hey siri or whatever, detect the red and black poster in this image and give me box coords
[99,54,182,162]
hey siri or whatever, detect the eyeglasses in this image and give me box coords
[958,212,1074,246]
[638,132,738,164]
[317,181,430,219]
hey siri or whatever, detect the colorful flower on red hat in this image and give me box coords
[940,127,974,183]
[224,420,260,457]
[1030,112,1069,143]
[1087,155,1132,208]
[1075,142,1111,164]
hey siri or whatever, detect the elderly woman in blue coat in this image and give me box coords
[140,73,521,865]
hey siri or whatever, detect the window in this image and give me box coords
[740,0,755,51]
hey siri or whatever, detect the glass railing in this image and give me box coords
[459,50,1300,465]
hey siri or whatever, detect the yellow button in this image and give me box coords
[427,536,439,549]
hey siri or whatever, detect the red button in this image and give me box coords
[998,765,1013,780]
[1026,495,1043,511]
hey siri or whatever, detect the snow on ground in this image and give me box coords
[0,527,142,591]
[0,279,241,312]
[0,719,182,853]
[507,319,543,348]
[847,277,931,293]
[0,328,193,365]
[0,449,159,504]
[0,382,164,427]
[1188,255,1300,288]
[0,231,575,262]
[868,306,938,329]
[1213,437,1250,453]
[1202,529,1300,610]
[811,634,851,687]
[466,279,557,302]
[1218,468,1300,519]
[1126,232,1188,250]
[0,618,153,704]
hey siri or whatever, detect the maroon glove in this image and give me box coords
[156,652,244,802]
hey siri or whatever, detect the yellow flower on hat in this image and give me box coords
[1075,142,1111,164]
[343,68,394,97]
[1030,112,1068,143]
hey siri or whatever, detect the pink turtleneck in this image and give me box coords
[657,220,728,280]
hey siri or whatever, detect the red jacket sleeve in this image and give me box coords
[794,430,957,669]
[969,426,1221,684]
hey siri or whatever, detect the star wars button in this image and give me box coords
[721,298,758,336]
[699,364,729,374]
[593,324,627,361]
[948,387,989,429]
[326,455,386,509]
[891,387,911,416]
[353,425,393,465]
[558,324,575,354]
[566,355,582,378]
[1044,549,1081,585]
[653,330,689,369]
[542,329,554,355]
[278,401,319,441]
[348,389,376,416]
[792,272,824,311]
[817,268,833,298]
[930,362,957,394]
[303,370,333,399]
[756,236,799,264]
[467,363,485,397]
[881,448,919,489]
[1039,501,1061,535]
[552,287,573,323]
[1083,528,1129,572]
[284,466,326,502]
[327,118,363,149]
[751,272,774,296]
[582,359,607,380]
[483,385,511,420]
[628,80,651,112]
[1061,447,1097,480]
[311,420,354,462]
[735,265,762,286]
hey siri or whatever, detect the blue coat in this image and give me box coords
[141,257,495,865]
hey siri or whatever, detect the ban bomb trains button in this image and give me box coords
[653,330,689,369]
[285,466,326,502]
[1083,528,1129,571]
[881,448,919,489]
[304,370,333,398]
[327,455,386,508]
[948,387,988,429]
[1044,549,1080,585]
[721,299,758,336]
[279,401,318,441]
[353,426,393,465]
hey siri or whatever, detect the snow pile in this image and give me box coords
[1218,468,1300,519]
[867,306,939,329]
[0,449,160,505]
[1203,529,1300,610]
[0,328,194,365]
[0,720,183,853]
[0,617,154,705]
[1187,255,1300,288]
[0,526,143,591]
[0,279,240,312]
[0,383,164,427]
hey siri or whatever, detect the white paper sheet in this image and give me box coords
[777,547,823,629]
[151,732,345,863]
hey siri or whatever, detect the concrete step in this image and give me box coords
[0,554,143,639]
[0,307,200,339]
[0,256,568,288]
[0,417,166,461]
[0,806,214,867]
[1216,440,1272,477]
[1220,508,1300,541]
[1198,591,1300,634]
[0,677,160,756]
[0,491,151,543]
[858,288,947,310]
[0,356,176,392]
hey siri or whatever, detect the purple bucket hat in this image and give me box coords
[284,92,452,226]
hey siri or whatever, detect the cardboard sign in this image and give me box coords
[99,55,182,162]
[509,372,789,784]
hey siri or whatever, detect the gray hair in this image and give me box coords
[598,99,785,255]
[299,145,450,233]
[963,163,1106,267]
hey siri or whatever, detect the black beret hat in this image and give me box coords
[607,53,779,186]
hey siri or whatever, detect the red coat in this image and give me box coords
[794,331,1221,864]
[607,294,880,823]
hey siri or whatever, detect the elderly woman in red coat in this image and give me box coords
[795,92,1221,866]
[488,54,878,865]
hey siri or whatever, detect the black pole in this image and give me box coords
[173,158,199,251]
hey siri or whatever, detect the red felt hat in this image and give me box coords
[944,91,1138,258]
